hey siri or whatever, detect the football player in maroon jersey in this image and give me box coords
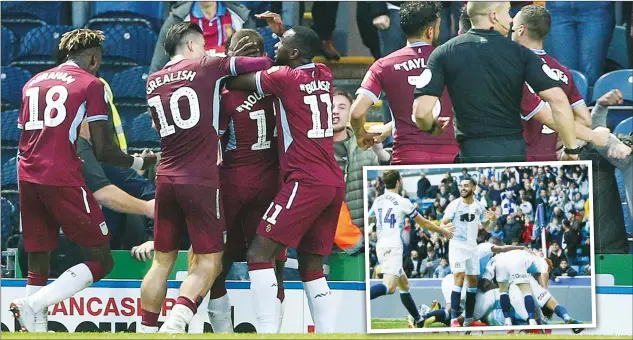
[10,28,157,333]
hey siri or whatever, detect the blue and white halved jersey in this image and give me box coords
[369,191,419,248]
[444,197,488,247]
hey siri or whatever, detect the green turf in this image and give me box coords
[1,332,630,340]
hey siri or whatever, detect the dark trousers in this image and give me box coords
[581,146,630,254]
[311,1,338,40]
[356,2,381,59]
[101,164,156,250]
[458,136,527,164]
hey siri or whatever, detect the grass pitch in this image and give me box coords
[2,331,630,340]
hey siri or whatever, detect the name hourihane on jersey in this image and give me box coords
[369,170,454,328]
[440,178,496,328]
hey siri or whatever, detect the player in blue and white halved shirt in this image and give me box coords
[440,178,497,327]
[369,170,454,328]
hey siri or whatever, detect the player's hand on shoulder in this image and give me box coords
[597,89,624,107]
[131,241,154,262]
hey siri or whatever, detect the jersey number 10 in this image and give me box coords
[148,87,201,138]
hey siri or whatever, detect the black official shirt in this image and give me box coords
[414,28,562,142]
[77,137,111,193]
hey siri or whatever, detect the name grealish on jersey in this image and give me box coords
[369,191,419,249]
[444,197,487,247]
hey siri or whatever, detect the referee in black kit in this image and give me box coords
[412,1,579,163]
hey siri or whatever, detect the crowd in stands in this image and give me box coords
[368,165,593,280]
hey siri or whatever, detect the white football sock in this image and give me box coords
[161,304,194,333]
[27,264,93,312]
[207,294,234,333]
[303,277,336,333]
[26,285,48,332]
[277,298,285,330]
[249,268,280,333]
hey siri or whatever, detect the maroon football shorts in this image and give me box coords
[256,181,345,256]
[391,145,459,165]
[19,181,109,252]
[154,178,225,254]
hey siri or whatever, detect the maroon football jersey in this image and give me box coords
[522,49,586,161]
[147,55,272,187]
[219,88,279,188]
[357,42,457,151]
[18,61,109,186]
[520,83,555,161]
[255,63,344,187]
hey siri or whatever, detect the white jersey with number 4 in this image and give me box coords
[370,191,419,249]
[444,197,487,247]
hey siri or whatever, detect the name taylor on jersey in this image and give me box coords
[393,57,427,72]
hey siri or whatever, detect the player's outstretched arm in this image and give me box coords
[90,121,157,170]
[93,185,154,218]
[350,94,379,149]
[531,101,611,148]
[225,73,259,92]
[490,245,526,253]
[419,215,454,239]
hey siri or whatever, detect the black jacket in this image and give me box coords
[365,2,405,20]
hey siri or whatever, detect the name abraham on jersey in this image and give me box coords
[299,80,331,95]
[235,91,270,112]
[29,72,76,86]
[146,70,197,94]
[393,58,427,72]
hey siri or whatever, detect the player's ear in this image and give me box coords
[289,48,300,60]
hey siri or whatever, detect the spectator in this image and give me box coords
[419,248,440,278]
[366,1,407,57]
[480,189,492,208]
[459,167,470,182]
[519,195,534,220]
[503,214,522,245]
[150,1,255,73]
[548,241,566,269]
[356,2,382,59]
[433,240,446,259]
[333,88,390,245]
[501,191,518,216]
[311,2,342,60]
[477,226,489,244]
[544,1,616,85]
[425,199,441,216]
[434,257,451,278]
[436,185,450,201]
[572,192,586,215]
[551,259,578,281]
[521,217,534,245]
[511,239,521,246]
[417,173,431,199]
[404,250,422,278]
[490,224,505,240]
[562,220,581,265]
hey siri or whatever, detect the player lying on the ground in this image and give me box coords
[416,237,524,327]
[369,170,455,328]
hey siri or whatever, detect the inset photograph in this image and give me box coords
[364,161,596,333]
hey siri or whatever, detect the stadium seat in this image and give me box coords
[110,66,150,115]
[1,157,18,187]
[11,25,74,75]
[1,66,31,111]
[99,26,157,81]
[1,110,21,147]
[1,197,16,248]
[570,70,588,101]
[607,26,630,70]
[1,2,64,26]
[85,11,159,34]
[91,2,166,23]
[614,117,632,136]
[0,13,46,39]
[125,112,159,147]
[2,27,17,66]
[591,69,633,103]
